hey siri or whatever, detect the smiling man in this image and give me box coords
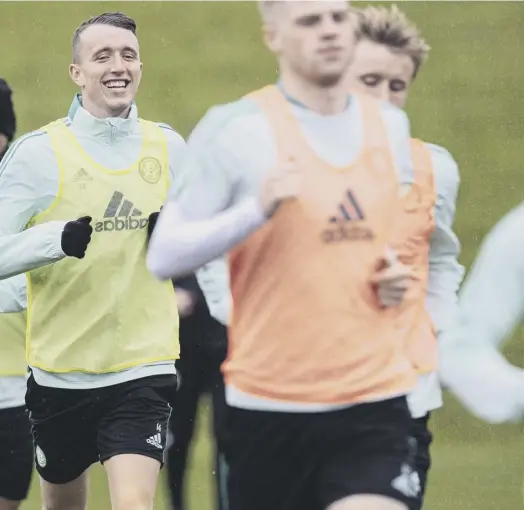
[0,12,185,510]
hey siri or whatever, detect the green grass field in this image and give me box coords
[1,1,523,508]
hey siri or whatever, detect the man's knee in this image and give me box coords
[110,493,153,510]
[108,476,158,510]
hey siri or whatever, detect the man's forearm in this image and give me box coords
[147,197,266,281]
[439,339,524,423]
[0,222,67,279]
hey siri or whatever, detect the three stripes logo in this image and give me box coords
[72,168,93,191]
[94,191,149,232]
[146,432,163,450]
[322,190,374,243]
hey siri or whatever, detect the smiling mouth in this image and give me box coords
[103,79,131,90]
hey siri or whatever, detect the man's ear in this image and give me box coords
[262,22,283,54]
[69,63,84,87]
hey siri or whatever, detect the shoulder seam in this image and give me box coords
[157,122,176,132]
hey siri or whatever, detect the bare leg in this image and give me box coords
[39,470,89,510]
[104,453,161,510]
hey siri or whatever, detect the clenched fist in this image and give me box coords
[370,247,412,308]
[61,216,93,259]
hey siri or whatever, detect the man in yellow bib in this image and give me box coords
[0,276,33,510]
[0,12,183,510]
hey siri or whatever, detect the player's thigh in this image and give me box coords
[224,405,314,510]
[0,498,23,510]
[0,406,34,505]
[24,374,99,486]
[39,471,89,510]
[104,454,160,510]
[316,397,419,510]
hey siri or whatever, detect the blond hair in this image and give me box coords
[354,5,430,77]
[257,0,287,25]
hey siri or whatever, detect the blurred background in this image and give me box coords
[1,1,523,509]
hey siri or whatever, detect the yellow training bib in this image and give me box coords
[0,311,27,376]
[26,119,179,373]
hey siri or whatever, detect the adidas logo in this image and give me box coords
[95,191,149,232]
[146,432,163,449]
[73,168,93,190]
[321,190,374,243]
[391,463,421,498]
[73,168,92,182]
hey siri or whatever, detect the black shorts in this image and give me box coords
[0,405,34,501]
[25,373,177,484]
[408,413,433,510]
[223,396,421,510]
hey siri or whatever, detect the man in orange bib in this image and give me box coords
[148,2,431,510]
[346,6,464,510]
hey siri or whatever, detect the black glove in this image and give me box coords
[147,209,161,240]
[61,216,92,259]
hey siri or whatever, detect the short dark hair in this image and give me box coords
[72,12,137,63]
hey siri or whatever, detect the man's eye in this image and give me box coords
[390,80,407,92]
[297,15,321,27]
[361,75,381,87]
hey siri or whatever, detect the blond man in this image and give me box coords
[346,6,464,509]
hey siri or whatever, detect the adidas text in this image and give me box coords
[98,191,148,232]
[321,224,374,243]
[95,217,148,232]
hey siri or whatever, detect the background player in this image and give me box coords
[0,78,16,161]
[0,84,33,510]
[166,274,228,510]
[0,280,33,509]
[346,5,464,508]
